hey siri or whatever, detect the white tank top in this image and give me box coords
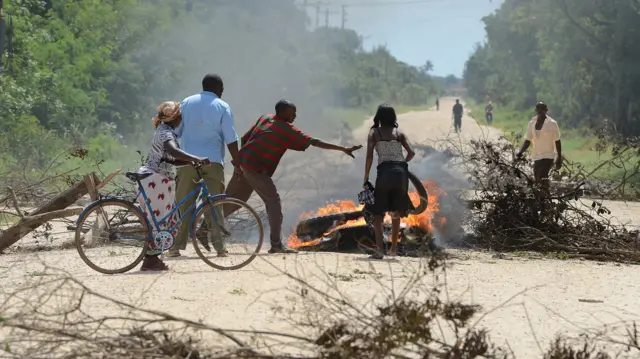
[374,128,405,164]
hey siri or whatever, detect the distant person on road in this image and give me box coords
[452,99,463,133]
[435,97,439,111]
[224,100,362,254]
[171,74,241,258]
[137,101,211,271]
[363,104,416,259]
[485,101,493,124]
[516,102,562,189]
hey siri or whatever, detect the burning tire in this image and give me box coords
[408,171,428,215]
[294,171,428,241]
[295,210,364,239]
[296,223,439,257]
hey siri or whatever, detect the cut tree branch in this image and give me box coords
[0,178,89,252]
[7,186,24,219]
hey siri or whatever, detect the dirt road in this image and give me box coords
[2,98,640,357]
[353,97,502,144]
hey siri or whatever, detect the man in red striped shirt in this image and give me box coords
[226,100,362,253]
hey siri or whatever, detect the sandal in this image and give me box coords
[368,252,384,260]
[141,256,169,271]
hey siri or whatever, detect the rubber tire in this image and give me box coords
[75,198,151,274]
[408,171,428,215]
[191,197,264,271]
[297,224,375,253]
[295,210,364,239]
[294,171,428,240]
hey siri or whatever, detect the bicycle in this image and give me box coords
[74,164,264,274]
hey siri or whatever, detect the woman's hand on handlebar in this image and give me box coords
[191,157,211,167]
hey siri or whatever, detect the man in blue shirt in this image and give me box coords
[170,74,241,257]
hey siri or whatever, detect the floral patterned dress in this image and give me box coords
[137,123,180,255]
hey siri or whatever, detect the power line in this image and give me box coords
[320,0,443,28]
[325,0,444,7]
[300,0,437,30]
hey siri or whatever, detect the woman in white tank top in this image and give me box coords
[363,104,415,259]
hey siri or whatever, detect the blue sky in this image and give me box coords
[312,0,503,77]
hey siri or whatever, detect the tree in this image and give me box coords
[0,0,440,170]
[463,0,640,135]
[419,60,434,74]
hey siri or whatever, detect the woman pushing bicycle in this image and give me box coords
[136,101,211,271]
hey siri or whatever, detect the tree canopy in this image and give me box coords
[0,0,439,169]
[463,0,640,135]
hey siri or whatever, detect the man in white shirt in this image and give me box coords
[516,102,562,186]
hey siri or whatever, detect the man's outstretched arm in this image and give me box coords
[310,138,362,158]
[287,125,362,157]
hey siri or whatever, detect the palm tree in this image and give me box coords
[420,60,434,74]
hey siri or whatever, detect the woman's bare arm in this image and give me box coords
[398,130,415,162]
[364,129,377,183]
[163,140,207,164]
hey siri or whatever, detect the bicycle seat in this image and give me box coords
[125,171,153,182]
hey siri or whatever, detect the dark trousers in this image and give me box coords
[486,112,493,124]
[175,164,226,252]
[533,159,554,182]
[454,116,462,131]
[224,168,284,248]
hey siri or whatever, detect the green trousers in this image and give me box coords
[174,164,226,252]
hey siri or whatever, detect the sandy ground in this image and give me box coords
[2,98,640,358]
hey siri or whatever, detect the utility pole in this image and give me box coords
[341,5,346,29]
[301,1,329,30]
[324,8,329,27]
[299,0,309,27]
[323,6,337,28]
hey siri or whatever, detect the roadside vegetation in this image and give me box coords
[466,101,625,178]
[0,0,446,179]
[463,0,640,181]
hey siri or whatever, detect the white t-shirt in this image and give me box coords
[525,116,561,161]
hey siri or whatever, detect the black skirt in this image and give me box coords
[368,161,413,216]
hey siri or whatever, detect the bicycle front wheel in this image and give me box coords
[75,199,151,274]
[191,197,264,270]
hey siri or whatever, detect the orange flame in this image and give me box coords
[287,181,445,248]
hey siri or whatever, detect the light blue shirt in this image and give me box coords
[176,91,239,166]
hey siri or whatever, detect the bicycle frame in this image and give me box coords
[134,169,226,236]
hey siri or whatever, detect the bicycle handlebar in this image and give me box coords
[193,164,204,180]
[191,161,206,182]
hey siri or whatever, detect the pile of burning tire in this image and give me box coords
[288,172,442,256]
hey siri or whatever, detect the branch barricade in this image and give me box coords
[0,170,121,252]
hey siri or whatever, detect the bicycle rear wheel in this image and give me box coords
[75,199,151,274]
[191,197,264,270]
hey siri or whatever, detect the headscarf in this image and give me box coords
[152,101,181,128]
